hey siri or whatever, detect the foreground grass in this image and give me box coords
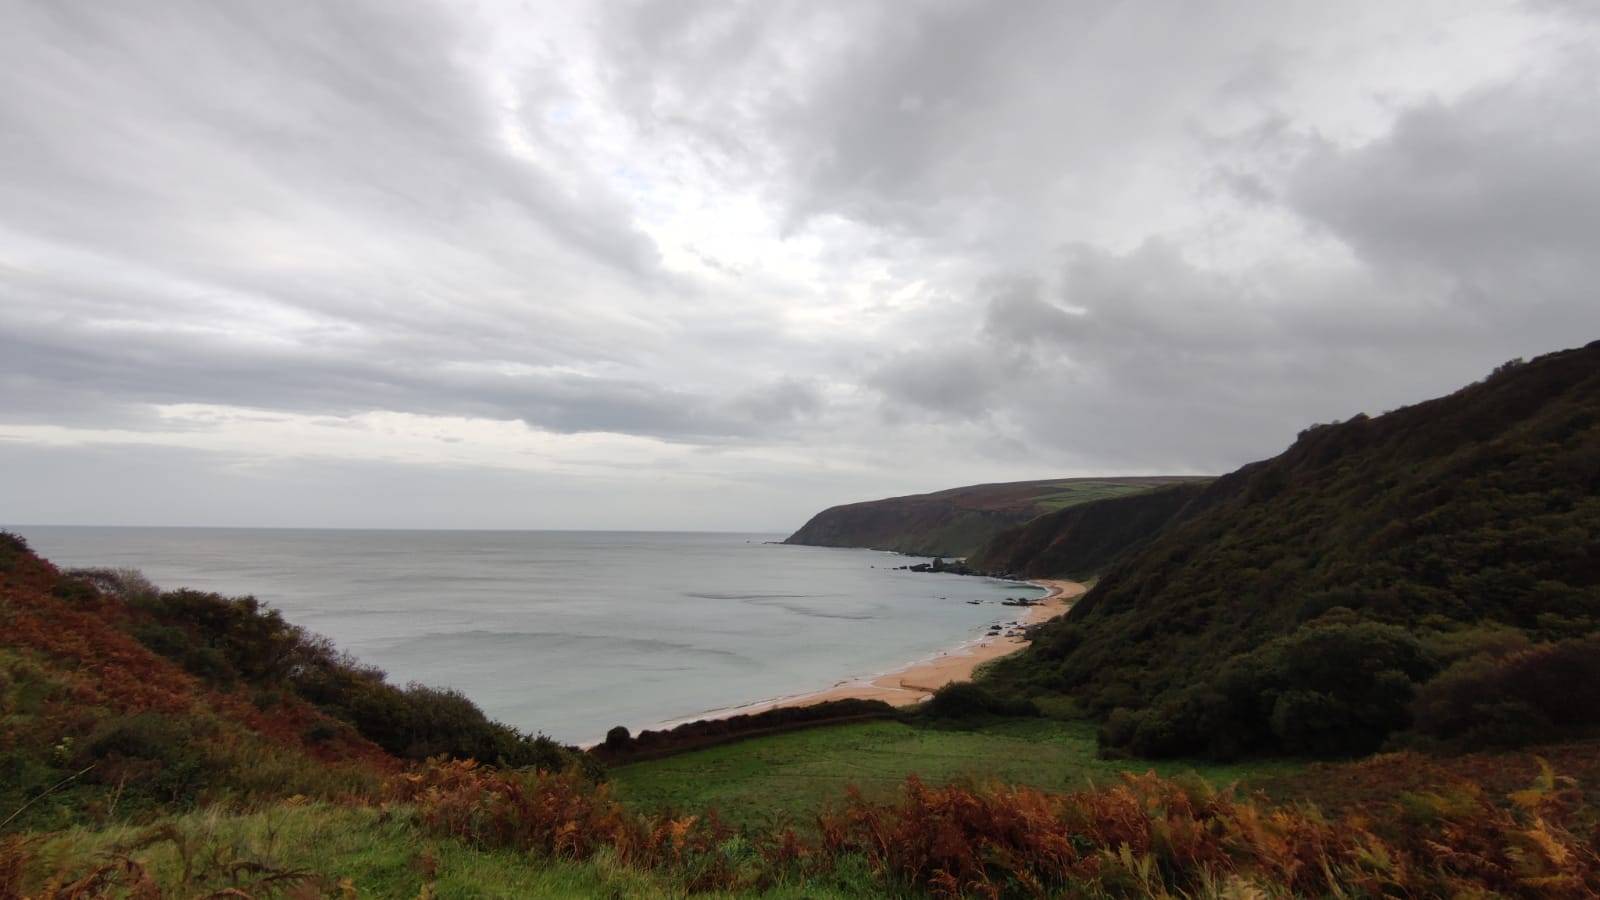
[610,718,1300,828]
[17,741,1594,898]
[19,803,875,899]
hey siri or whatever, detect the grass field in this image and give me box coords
[1032,480,1167,512]
[609,719,1301,829]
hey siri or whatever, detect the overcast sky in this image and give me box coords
[2,0,1597,531]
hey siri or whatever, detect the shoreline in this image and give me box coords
[658,579,1087,727]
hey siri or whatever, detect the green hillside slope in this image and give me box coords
[784,476,1203,557]
[984,341,1600,759]
[969,480,1211,578]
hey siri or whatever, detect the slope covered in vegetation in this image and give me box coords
[0,533,585,830]
[6,524,1600,897]
[968,480,1211,578]
[784,476,1201,557]
[984,341,1600,759]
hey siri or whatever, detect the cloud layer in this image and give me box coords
[2,0,1596,528]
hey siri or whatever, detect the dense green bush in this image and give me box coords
[593,698,898,764]
[81,712,208,804]
[921,682,1039,721]
[132,621,236,686]
[122,583,584,772]
[1106,621,1434,758]
[0,531,28,571]
[133,589,306,684]
[1422,624,1534,667]
[1411,635,1600,749]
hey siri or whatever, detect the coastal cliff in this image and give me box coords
[784,476,1202,557]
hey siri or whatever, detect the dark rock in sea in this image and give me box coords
[904,557,981,576]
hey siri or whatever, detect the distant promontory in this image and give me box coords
[783,476,1207,558]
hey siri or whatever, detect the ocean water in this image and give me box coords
[9,527,1042,743]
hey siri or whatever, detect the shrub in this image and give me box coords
[82,713,208,805]
[1111,621,1435,758]
[132,622,236,686]
[65,568,160,603]
[136,590,304,684]
[1411,635,1600,749]
[48,578,99,607]
[120,582,582,772]
[1424,623,1534,667]
[304,722,340,745]
[921,682,1039,721]
[84,713,195,763]
[0,531,28,571]
[592,699,898,765]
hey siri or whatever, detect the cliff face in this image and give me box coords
[784,476,1204,557]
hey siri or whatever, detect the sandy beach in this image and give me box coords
[705,579,1087,717]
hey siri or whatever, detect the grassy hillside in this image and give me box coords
[983,341,1600,759]
[6,528,1600,896]
[784,476,1204,557]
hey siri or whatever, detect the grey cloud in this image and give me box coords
[594,1,1370,244]
[982,279,1082,346]
[0,0,830,444]
[869,344,1032,420]
[2,0,1597,529]
[1290,85,1600,282]
[1285,59,1600,356]
[728,378,824,424]
[0,309,821,442]
[858,14,1600,474]
[872,212,1590,474]
[0,0,659,283]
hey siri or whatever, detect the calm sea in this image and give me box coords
[9,527,1040,743]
